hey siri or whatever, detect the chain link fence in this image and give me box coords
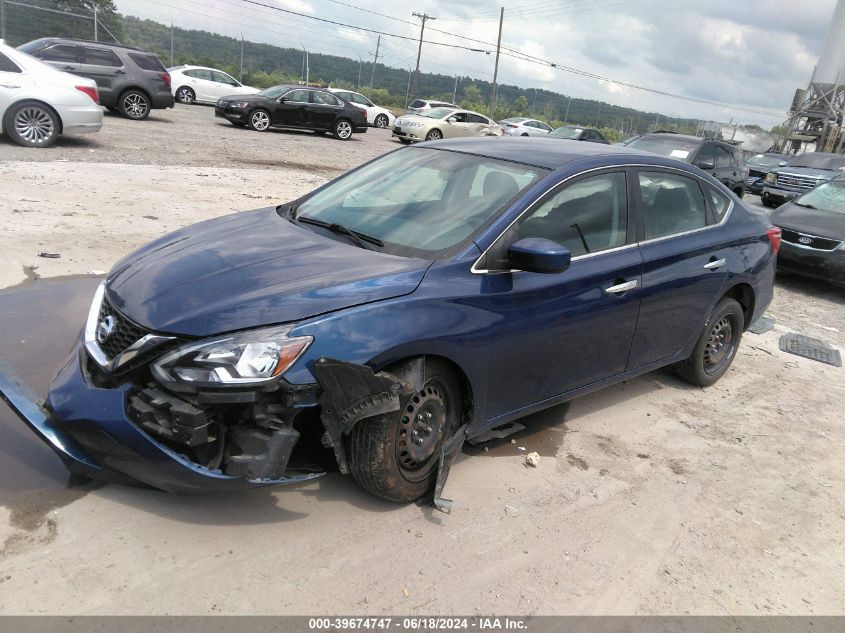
[0,0,121,45]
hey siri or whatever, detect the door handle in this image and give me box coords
[703,258,726,270]
[62,65,76,70]
[114,69,125,74]
[605,279,638,295]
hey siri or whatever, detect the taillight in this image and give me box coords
[160,72,171,87]
[75,85,99,104]
[767,227,782,254]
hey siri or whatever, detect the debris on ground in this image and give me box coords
[525,452,540,468]
[748,314,776,335]
[37,252,61,259]
[779,333,842,367]
[504,505,519,517]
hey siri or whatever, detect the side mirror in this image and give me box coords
[447,117,457,123]
[778,161,788,166]
[507,238,571,274]
[695,159,715,170]
[278,96,288,103]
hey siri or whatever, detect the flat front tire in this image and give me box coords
[346,358,463,502]
[5,101,59,147]
[673,297,744,387]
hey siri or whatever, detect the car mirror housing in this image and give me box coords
[278,96,287,102]
[695,159,715,170]
[507,238,571,274]
[447,117,457,123]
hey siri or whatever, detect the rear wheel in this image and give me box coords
[4,101,59,148]
[118,90,151,120]
[673,297,744,387]
[333,118,353,140]
[248,109,271,131]
[374,113,389,128]
[346,358,463,502]
[175,86,195,104]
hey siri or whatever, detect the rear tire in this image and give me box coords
[374,113,389,128]
[4,101,60,148]
[346,358,463,502]
[118,89,151,120]
[673,297,744,387]
[333,118,353,140]
[175,86,195,105]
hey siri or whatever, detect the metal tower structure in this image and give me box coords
[778,0,845,154]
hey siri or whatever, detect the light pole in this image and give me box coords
[405,65,412,108]
[410,12,435,101]
[357,56,362,89]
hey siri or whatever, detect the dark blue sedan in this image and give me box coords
[0,138,779,505]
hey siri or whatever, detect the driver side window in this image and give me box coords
[286,89,310,103]
[518,172,628,257]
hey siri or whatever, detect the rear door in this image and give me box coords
[33,43,82,75]
[309,90,343,129]
[79,46,124,106]
[627,169,731,369]
[714,144,738,190]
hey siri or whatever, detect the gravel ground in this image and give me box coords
[0,105,843,615]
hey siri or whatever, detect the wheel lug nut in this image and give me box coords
[415,438,424,445]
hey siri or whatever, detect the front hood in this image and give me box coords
[218,94,268,104]
[771,202,845,240]
[395,115,436,126]
[106,208,431,337]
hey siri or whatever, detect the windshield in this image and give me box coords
[549,126,582,139]
[624,136,701,161]
[788,153,845,170]
[423,107,456,119]
[294,147,547,257]
[794,179,845,215]
[257,86,288,99]
[747,154,786,168]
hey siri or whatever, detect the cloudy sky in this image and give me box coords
[114,0,839,127]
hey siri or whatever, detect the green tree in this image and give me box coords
[4,0,124,45]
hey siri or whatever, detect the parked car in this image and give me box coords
[405,98,458,115]
[761,152,845,208]
[168,65,258,105]
[0,138,778,505]
[624,132,750,197]
[548,125,609,144]
[0,40,102,147]
[329,88,394,128]
[392,107,499,143]
[770,176,845,286]
[745,152,790,195]
[215,85,368,139]
[18,37,173,120]
[499,117,553,137]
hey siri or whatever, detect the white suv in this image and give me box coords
[406,98,458,116]
[329,88,394,128]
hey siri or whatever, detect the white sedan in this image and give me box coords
[169,65,259,105]
[0,40,102,148]
[329,88,395,128]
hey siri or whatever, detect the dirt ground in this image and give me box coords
[0,105,843,615]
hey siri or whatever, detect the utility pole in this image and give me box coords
[170,20,174,66]
[563,96,572,124]
[410,12,435,101]
[594,102,602,128]
[405,66,412,107]
[368,34,380,93]
[489,7,504,118]
[532,88,537,116]
[2,0,7,42]
[300,43,309,85]
[240,34,244,82]
[653,112,659,131]
[452,75,460,104]
[93,6,98,41]
[357,56,362,89]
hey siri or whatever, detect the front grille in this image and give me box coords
[776,172,822,193]
[96,297,148,360]
[780,228,843,251]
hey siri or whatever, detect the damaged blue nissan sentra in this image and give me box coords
[0,138,779,509]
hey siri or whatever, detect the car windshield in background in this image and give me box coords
[549,127,582,139]
[423,107,456,119]
[257,86,288,98]
[795,179,845,215]
[624,136,701,160]
[294,147,547,257]
[788,154,845,170]
[747,155,786,168]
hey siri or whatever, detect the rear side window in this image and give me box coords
[313,91,342,106]
[409,100,425,108]
[706,187,731,223]
[715,146,733,168]
[467,113,488,124]
[186,69,212,80]
[40,44,79,62]
[519,172,629,257]
[129,53,166,72]
[639,171,708,240]
[0,52,21,73]
[83,47,122,67]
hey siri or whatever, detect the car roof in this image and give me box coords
[426,137,657,170]
[24,37,145,52]
[638,132,704,143]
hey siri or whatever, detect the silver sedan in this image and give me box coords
[392,107,501,144]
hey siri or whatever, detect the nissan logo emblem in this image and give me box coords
[96,315,117,344]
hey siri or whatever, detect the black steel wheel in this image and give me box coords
[118,90,151,120]
[346,358,464,502]
[4,101,59,147]
[673,297,744,387]
[175,86,195,104]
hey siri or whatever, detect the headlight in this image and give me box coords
[765,172,777,183]
[152,326,312,387]
[229,101,251,109]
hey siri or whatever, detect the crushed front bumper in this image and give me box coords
[0,349,324,493]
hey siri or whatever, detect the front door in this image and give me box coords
[627,169,730,369]
[275,89,311,127]
[478,169,642,417]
